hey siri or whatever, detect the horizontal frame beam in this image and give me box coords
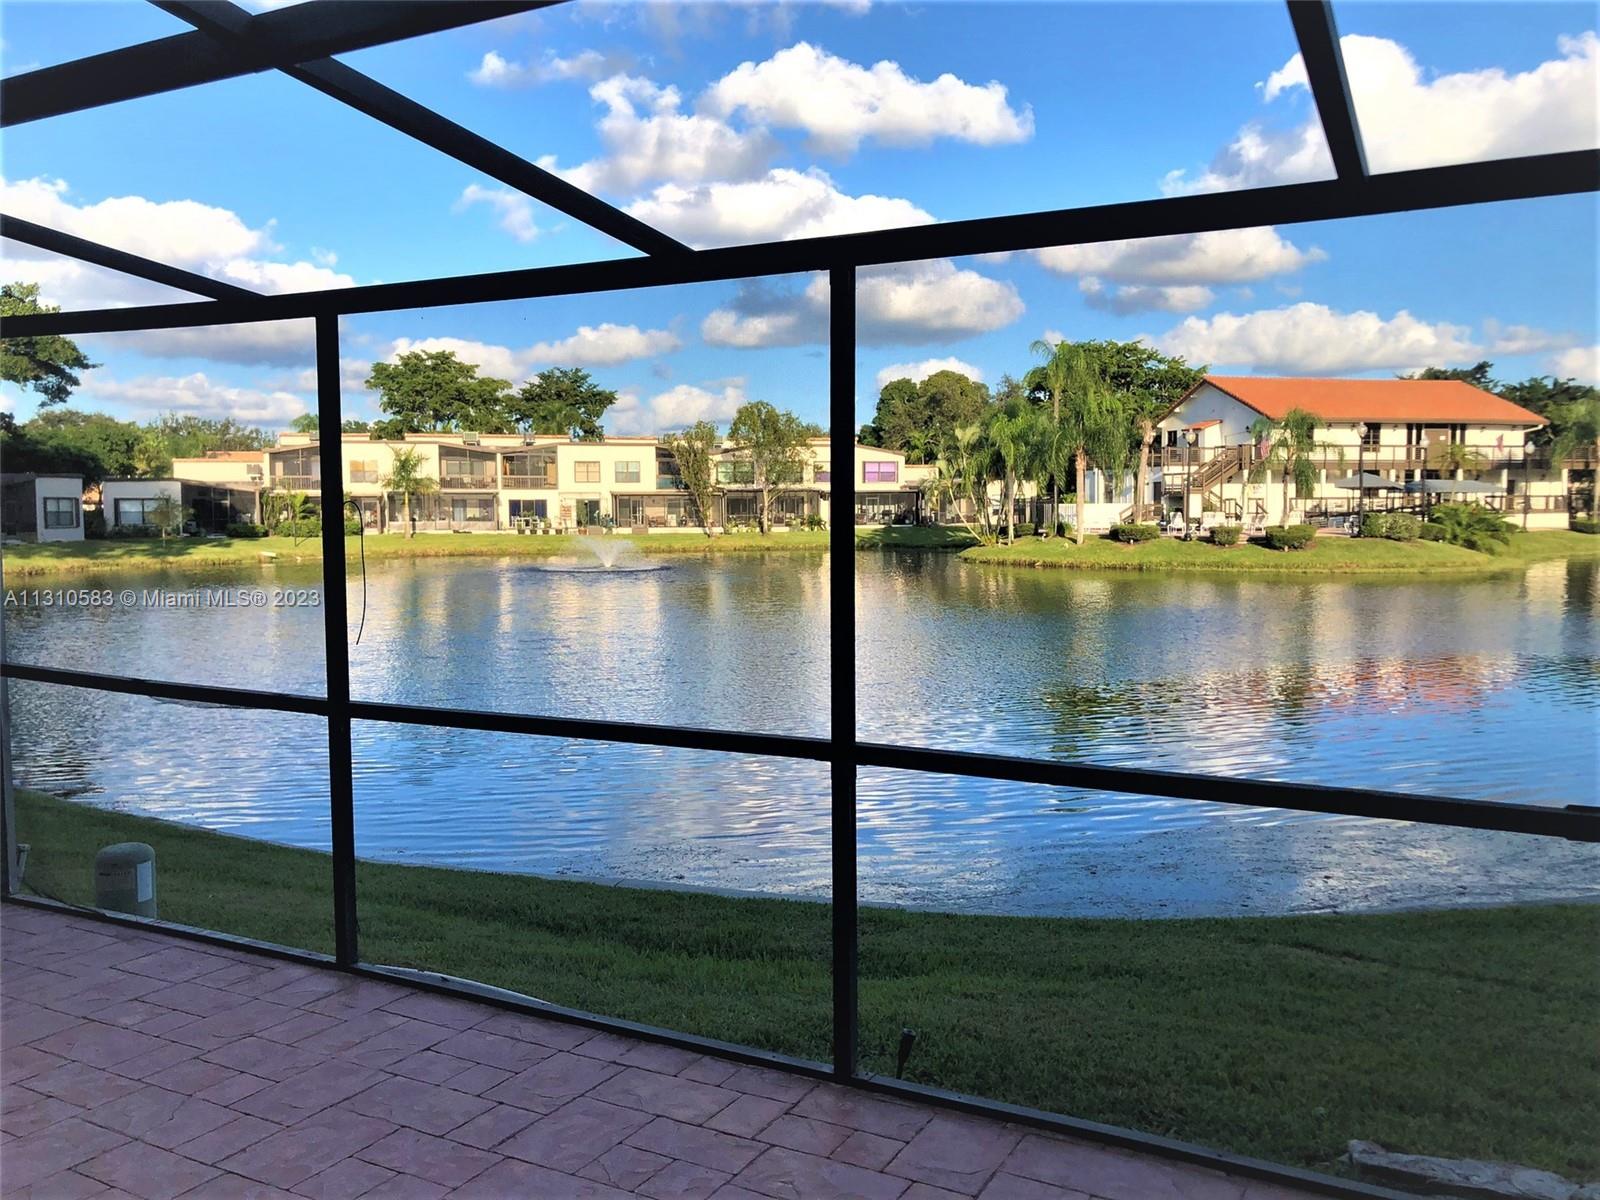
[1,214,259,302]
[3,662,1594,841]
[3,149,1594,338]
[1,2,553,127]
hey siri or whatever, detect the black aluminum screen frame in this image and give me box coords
[2,4,1597,1196]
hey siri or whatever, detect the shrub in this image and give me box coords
[1263,524,1316,551]
[1109,523,1160,543]
[1572,518,1599,534]
[1210,524,1242,547]
[225,522,268,539]
[1361,512,1422,540]
[343,516,362,536]
[273,517,321,539]
[1425,503,1514,554]
[83,508,107,539]
[1418,523,1445,541]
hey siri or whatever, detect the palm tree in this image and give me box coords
[1056,347,1127,545]
[1548,394,1600,517]
[1028,337,1071,533]
[1248,409,1323,524]
[985,398,1037,545]
[931,422,994,543]
[382,448,437,539]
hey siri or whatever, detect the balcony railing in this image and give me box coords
[438,475,497,489]
[656,475,685,490]
[502,474,557,489]
[1157,444,1597,473]
[267,475,319,491]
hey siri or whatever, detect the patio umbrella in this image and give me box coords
[1332,472,1398,491]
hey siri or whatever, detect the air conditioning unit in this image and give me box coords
[462,431,480,445]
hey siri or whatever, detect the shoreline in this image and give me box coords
[3,526,1596,579]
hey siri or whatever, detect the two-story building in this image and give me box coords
[1150,376,1588,530]
[233,431,935,533]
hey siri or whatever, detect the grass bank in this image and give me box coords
[15,788,1596,1182]
[961,529,1600,574]
[0,530,830,578]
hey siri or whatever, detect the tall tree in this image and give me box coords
[508,368,617,439]
[664,422,720,537]
[860,372,989,462]
[366,350,513,434]
[1401,362,1498,390]
[16,409,144,482]
[726,401,815,535]
[381,447,437,539]
[290,413,319,434]
[1050,347,1129,545]
[0,282,98,408]
[985,396,1039,545]
[1028,338,1072,533]
[1248,409,1325,524]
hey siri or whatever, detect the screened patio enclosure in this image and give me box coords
[0,3,1596,1198]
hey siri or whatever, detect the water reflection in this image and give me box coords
[5,554,1596,915]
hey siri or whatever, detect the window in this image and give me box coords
[114,498,162,526]
[1362,423,1382,448]
[349,459,380,483]
[863,461,898,484]
[575,461,600,483]
[814,462,831,483]
[717,461,755,485]
[615,461,641,483]
[43,496,79,528]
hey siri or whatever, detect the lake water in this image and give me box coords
[5,549,1597,916]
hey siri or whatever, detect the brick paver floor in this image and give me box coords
[2,904,1325,1199]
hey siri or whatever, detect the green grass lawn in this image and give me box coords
[15,789,1597,1181]
[961,529,1600,573]
[0,531,831,578]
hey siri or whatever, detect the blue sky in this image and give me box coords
[1,0,1595,435]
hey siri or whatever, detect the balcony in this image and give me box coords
[656,475,685,490]
[439,475,497,490]
[266,475,319,491]
[502,473,557,489]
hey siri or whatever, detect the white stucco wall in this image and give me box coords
[34,476,85,542]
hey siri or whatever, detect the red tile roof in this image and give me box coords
[1197,376,1547,425]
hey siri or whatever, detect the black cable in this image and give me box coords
[342,499,368,647]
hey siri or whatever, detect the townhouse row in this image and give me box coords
[95,434,936,535]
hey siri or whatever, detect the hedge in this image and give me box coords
[1262,524,1316,551]
[1109,523,1160,543]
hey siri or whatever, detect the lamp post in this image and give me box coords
[1356,422,1368,530]
[1523,438,1536,530]
[1183,428,1198,539]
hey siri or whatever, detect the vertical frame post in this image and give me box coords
[315,314,358,965]
[829,264,858,1079]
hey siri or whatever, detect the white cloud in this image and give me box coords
[1079,278,1215,315]
[1035,227,1324,304]
[1146,303,1478,375]
[1,176,357,315]
[1552,345,1600,384]
[1166,32,1600,192]
[701,259,1022,348]
[874,357,984,388]
[455,184,541,242]
[384,323,679,382]
[468,48,630,87]
[538,74,776,194]
[523,322,682,365]
[1482,319,1579,357]
[87,322,317,368]
[609,379,748,433]
[80,372,309,423]
[2,176,268,263]
[704,42,1033,154]
[387,336,529,382]
[624,167,932,248]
